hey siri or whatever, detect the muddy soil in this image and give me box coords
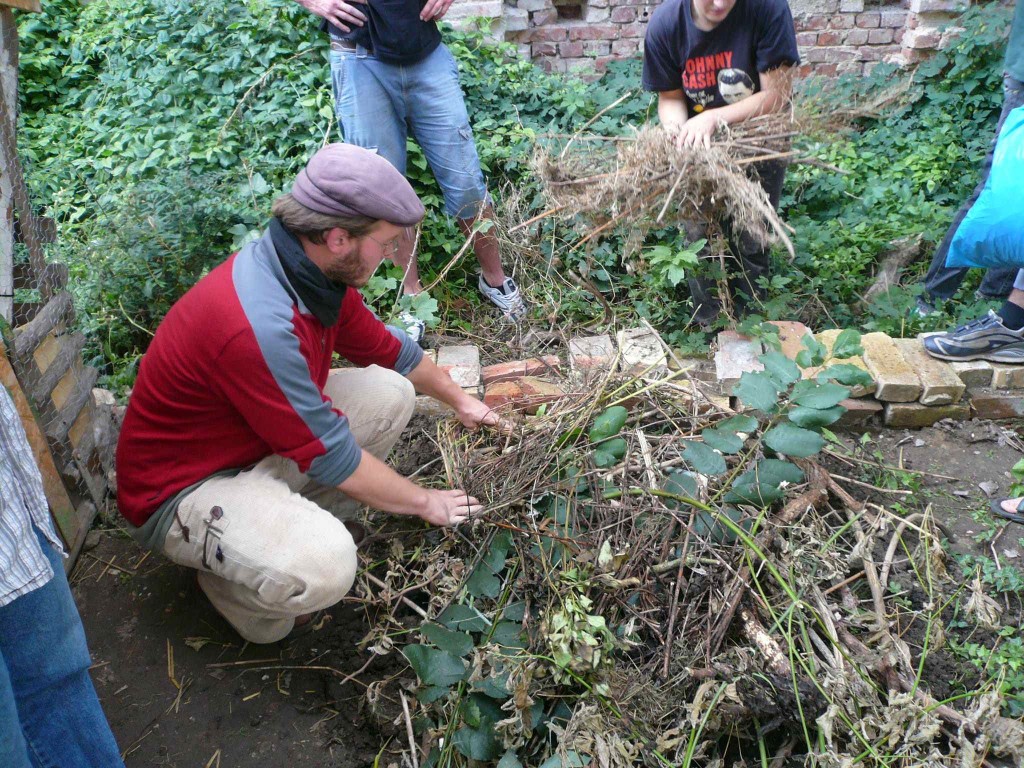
[74,416,1022,767]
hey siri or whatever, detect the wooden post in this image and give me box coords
[0,8,17,323]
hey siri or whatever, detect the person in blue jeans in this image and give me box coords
[0,385,124,768]
[295,0,526,342]
[916,3,1024,315]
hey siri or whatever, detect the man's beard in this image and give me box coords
[323,252,370,289]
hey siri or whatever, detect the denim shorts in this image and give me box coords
[330,43,491,219]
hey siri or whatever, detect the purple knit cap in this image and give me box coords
[290,143,425,225]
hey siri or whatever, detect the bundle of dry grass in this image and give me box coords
[533,115,797,258]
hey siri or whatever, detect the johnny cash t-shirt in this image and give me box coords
[642,0,800,117]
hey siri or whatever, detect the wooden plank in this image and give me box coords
[0,1,42,12]
[0,337,80,547]
[13,290,73,358]
[0,8,15,323]
[66,501,97,573]
[14,215,56,245]
[31,330,60,372]
[27,333,85,403]
[44,364,97,443]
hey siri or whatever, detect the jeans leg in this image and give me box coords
[0,650,33,768]
[0,527,124,768]
[682,220,721,325]
[923,76,1024,301]
[729,160,786,315]
[330,50,409,174]
[404,45,490,218]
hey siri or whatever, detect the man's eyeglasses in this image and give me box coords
[364,232,401,259]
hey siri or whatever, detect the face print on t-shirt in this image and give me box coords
[718,68,755,104]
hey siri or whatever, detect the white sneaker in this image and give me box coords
[398,311,426,344]
[478,275,527,322]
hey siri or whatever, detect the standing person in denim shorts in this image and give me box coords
[295,0,526,342]
[915,2,1024,316]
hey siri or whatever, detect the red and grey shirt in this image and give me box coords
[115,225,422,547]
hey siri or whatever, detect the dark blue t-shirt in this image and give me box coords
[642,0,800,117]
[327,0,441,65]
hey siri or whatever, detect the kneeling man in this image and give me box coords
[116,144,497,643]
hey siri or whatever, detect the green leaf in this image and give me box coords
[491,621,527,650]
[726,459,804,506]
[788,405,845,428]
[497,751,525,768]
[402,645,467,688]
[718,414,758,433]
[759,351,801,387]
[701,426,744,454]
[437,605,488,633]
[684,442,727,475]
[421,623,474,657]
[662,469,699,504]
[790,380,851,409]
[796,335,827,369]
[830,329,863,359]
[453,722,501,761]
[589,406,628,442]
[763,423,825,458]
[733,370,780,413]
[502,601,527,622]
[593,437,628,468]
[817,363,873,389]
[467,531,511,598]
[539,752,590,768]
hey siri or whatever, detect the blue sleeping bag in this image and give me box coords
[946,106,1024,270]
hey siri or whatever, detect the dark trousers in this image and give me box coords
[921,76,1024,302]
[686,159,787,324]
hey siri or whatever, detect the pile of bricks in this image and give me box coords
[715,321,1024,429]
[415,322,1024,431]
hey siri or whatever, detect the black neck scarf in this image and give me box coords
[269,217,347,327]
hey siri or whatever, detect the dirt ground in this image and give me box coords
[74,417,1023,767]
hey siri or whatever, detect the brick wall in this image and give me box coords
[446,0,996,78]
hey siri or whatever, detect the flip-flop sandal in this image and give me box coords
[991,498,1024,525]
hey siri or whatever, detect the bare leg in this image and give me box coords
[1008,288,1024,310]
[392,228,423,296]
[459,207,505,288]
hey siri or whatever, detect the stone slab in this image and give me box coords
[809,329,876,398]
[714,331,764,392]
[437,345,481,388]
[883,402,970,428]
[835,398,883,429]
[617,327,668,375]
[968,389,1024,420]
[991,364,1024,390]
[892,338,965,405]
[481,355,561,385]
[569,334,615,372]
[951,360,993,388]
[861,332,922,402]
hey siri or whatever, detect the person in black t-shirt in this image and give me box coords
[294,0,527,342]
[642,0,799,325]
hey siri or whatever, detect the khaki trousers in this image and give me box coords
[161,366,415,644]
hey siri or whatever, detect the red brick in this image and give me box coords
[796,31,817,46]
[614,21,647,37]
[859,44,901,61]
[814,63,839,76]
[530,8,558,25]
[822,45,860,62]
[817,30,843,45]
[568,24,618,40]
[904,28,941,49]
[533,42,557,56]
[832,15,855,29]
[481,356,561,385]
[483,377,567,415]
[879,10,908,28]
[969,390,1024,420]
[583,40,612,55]
[559,41,584,57]
[796,15,829,31]
[529,27,569,42]
[867,28,894,44]
[611,5,636,22]
[856,12,881,28]
[611,38,640,56]
[835,398,883,429]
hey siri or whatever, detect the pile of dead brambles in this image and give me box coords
[340,93,1024,768]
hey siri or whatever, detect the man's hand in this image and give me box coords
[455,394,512,432]
[676,111,723,151]
[420,489,482,526]
[299,0,367,31]
[420,0,454,21]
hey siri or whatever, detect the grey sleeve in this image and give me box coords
[386,325,425,376]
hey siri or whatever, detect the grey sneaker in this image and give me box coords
[923,310,1024,363]
[915,297,940,318]
[478,275,527,322]
[398,311,426,344]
